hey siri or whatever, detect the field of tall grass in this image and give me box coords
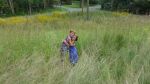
[0,11,150,84]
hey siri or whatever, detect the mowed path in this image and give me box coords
[54,5,101,12]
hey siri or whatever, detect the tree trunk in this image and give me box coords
[0,9,3,14]
[8,0,15,15]
[87,0,89,20]
[29,2,32,15]
[111,0,115,11]
[43,0,47,8]
[136,8,139,14]
[60,0,62,5]
[81,0,84,13]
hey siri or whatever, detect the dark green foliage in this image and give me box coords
[0,0,56,16]
[100,0,150,14]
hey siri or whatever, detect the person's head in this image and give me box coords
[69,30,75,37]
[72,35,78,41]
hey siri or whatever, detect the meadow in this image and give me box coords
[0,11,150,84]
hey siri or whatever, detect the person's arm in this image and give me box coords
[63,40,69,46]
[63,35,71,47]
[69,40,75,46]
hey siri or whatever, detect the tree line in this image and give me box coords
[1,0,149,16]
[100,0,150,15]
[0,0,58,16]
[0,0,100,16]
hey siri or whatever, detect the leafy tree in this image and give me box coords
[7,0,15,14]
[0,0,7,12]
[99,0,150,14]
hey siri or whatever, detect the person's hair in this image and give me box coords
[75,36,78,41]
[70,30,75,34]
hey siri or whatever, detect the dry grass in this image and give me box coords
[0,11,150,84]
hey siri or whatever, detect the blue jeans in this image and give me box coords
[60,43,68,62]
[69,46,78,64]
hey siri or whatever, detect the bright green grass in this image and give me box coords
[0,11,150,84]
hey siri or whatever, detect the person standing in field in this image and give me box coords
[60,30,75,62]
[69,35,78,65]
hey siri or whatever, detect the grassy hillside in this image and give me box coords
[0,11,150,84]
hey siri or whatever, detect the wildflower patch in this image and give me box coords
[0,11,66,25]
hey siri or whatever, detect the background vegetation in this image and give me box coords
[0,11,150,84]
[1,0,150,17]
[100,0,150,14]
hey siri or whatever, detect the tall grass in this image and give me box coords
[0,11,150,84]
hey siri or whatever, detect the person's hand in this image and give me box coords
[70,44,74,46]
